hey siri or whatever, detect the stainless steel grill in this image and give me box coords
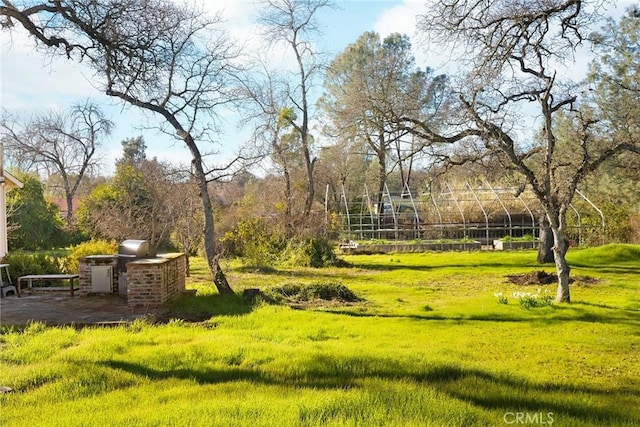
[117,239,156,273]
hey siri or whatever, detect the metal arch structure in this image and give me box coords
[575,189,606,246]
[329,180,605,246]
[443,182,467,240]
[465,182,490,244]
[487,181,513,239]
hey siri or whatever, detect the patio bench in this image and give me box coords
[17,274,80,297]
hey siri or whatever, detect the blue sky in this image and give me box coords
[0,0,427,175]
[0,0,632,176]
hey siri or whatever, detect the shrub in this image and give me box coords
[269,281,361,303]
[220,220,345,269]
[219,219,281,268]
[1,251,64,280]
[62,239,117,273]
[6,173,68,250]
[270,283,303,299]
[301,282,361,301]
[279,237,343,268]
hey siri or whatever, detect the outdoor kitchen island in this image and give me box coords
[78,241,186,309]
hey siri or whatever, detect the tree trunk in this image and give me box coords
[273,139,292,225]
[377,159,386,214]
[62,169,75,226]
[282,160,292,234]
[184,138,234,294]
[537,218,554,263]
[213,254,231,293]
[552,227,571,303]
[396,139,406,191]
[375,150,387,238]
[303,144,315,216]
[284,168,291,218]
[65,190,75,227]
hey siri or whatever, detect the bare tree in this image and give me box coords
[1,0,240,293]
[397,0,639,302]
[236,60,297,224]
[166,169,204,277]
[257,0,333,216]
[0,101,111,225]
[321,31,447,212]
[314,136,370,212]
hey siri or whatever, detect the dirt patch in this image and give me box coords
[507,270,557,285]
[571,276,601,286]
[506,271,600,286]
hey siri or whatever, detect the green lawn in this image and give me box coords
[1,245,639,426]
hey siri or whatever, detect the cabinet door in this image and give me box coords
[91,266,113,293]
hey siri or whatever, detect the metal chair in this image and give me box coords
[0,264,16,297]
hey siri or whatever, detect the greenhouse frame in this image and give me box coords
[328,181,604,248]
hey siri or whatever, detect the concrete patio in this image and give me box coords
[0,293,152,326]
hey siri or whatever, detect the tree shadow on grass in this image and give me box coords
[103,360,270,386]
[233,261,542,276]
[572,301,623,310]
[155,293,257,322]
[349,261,544,272]
[100,354,638,425]
[567,263,640,274]
[467,305,640,327]
[544,304,640,326]
[322,305,640,328]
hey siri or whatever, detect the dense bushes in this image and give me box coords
[220,219,344,269]
[220,219,281,268]
[1,251,64,281]
[279,238,343,268]
[6,173,67,250]
[62,239,118,273]
[0,239,117,279]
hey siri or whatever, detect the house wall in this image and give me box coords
[1,171,24,258]
[0,182,7,258]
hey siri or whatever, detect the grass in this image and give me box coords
[1,245,639,426]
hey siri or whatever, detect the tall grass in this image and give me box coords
[1,245,639,426]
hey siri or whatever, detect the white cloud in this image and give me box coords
[0,30,98,110]
[0,15,240,175]
[373,0,423,39]
[371,0,454,71]
[204,0,265,57]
